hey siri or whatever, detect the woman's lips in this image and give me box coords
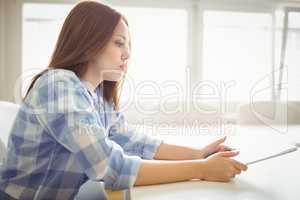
[120,63,127,70]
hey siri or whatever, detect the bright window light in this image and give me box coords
[286,12,300,101]
[22,4,188,101]
[114,7,188,103]
[22,3,73,95]
[202,11,273,102]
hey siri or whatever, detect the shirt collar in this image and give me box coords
[81,80,98,100]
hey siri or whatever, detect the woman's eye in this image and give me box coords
[115,41,124,47]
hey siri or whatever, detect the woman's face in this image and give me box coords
[91,19,130,82]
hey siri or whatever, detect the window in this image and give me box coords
[286,11,300,101]
[114,7,188,104]
[22,3,188,101]
[274,9,300,102]
[20,1,300,104]
[202,11,273,102]
[22,3,74,95]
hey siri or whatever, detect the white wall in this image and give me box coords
[0,0,22,102]
[0,0,5,100]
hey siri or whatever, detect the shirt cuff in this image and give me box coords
[142,137,163,160]
[105,155,141,190]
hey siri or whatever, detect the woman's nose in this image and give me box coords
[122,49,130,61]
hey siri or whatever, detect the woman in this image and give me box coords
[0,1,247,199]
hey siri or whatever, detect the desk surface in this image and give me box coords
[132,125,300,200]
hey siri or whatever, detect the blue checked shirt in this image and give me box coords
[0,69,162,200]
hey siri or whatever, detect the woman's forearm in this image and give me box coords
[135,150,248,186]
[153,143,203,160]
[134,159,203,186]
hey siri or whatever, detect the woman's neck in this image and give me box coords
[81,67,103,91]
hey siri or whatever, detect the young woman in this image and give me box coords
[0,1,247,199]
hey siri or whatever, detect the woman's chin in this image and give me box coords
[103,73,124,82]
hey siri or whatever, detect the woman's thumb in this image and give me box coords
[212,136,226,146]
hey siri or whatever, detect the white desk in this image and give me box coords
[132,125,300,200]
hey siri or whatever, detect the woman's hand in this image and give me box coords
[200,136,233,158]
[153,136,235,161]
[198,151,248,182]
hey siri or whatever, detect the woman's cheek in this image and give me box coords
[112,48,122,60]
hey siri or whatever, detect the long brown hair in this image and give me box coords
[25,0,129,109]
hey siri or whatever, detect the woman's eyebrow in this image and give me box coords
[115,34,127,41]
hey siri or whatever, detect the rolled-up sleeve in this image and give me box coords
[33,71,141,190]
[108,112,163,160]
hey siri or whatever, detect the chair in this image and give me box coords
[0,101,19,163]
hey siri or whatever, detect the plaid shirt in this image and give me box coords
[0,69,162,200]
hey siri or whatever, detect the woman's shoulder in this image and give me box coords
[37,69,80,86]
[30,69,88,100]
[25,69,92,108]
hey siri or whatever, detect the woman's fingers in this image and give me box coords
[228,166,241,179]
[233,167,241,175]
[202,137,228,157]
[217,150,239,158]
[206,137,227,149]
[216,150,247,171]
[231,160,248,171]
[211,136,226,146]
[218,145,234,152]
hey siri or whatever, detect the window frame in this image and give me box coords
[277,6,300,101]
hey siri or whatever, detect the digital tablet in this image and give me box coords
[244,146,298,165]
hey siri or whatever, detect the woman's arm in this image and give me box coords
[153,137,232,160]
[108,112,163,160]
[135,159,200,186]
[153,143,204,160]
[135,151,247,186]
